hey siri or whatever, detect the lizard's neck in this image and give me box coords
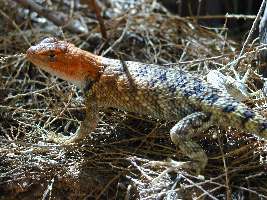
[63,48,105,89]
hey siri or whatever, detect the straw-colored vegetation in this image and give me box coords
[0,0,267,199]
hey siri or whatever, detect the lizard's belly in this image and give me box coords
[94,85,196,121]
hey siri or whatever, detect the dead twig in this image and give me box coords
[232,0,266,68]
[12,0,88,34]
[91,0,107,39]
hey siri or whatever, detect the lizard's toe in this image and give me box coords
[46,132,76,145]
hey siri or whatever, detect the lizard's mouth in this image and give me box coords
[26,47,33,56]
[26,45,49,68]
[26,46,37,61]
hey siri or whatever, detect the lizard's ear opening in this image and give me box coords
[48,50,56,62]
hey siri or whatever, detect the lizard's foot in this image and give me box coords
[177,140,208,174]
[159,159,207,175]
[148,159,205,182]
[170,139,208,175]
[46,132,74,144]
[46,126,86,145]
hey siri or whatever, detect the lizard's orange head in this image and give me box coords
[26,37,102,88]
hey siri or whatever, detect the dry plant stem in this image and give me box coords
[4,84,58,101]
[128,159,152,181]
[125,185,133,200]
[43,91,74,129]
[232,185,267,198]
[184,169,237,189]
[186,14,257,20]
[0,138,61,148]
[217,135,231,200]
[41,178,54,200]
[180,174,219,200]
[12,0,86,34]
[96,174,121,199]
[259,2,267,41]
[101,17,131,56]
[69,0,74,18]
[0,53,25,64]
[91,0,107,39]
[168,54,231,65]
[196,0,202,23]
[0,9,30,45]
[233,0,266,68]
[196,186,224,199]
[259,0,267,73]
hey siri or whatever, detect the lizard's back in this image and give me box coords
[94,58,267,138]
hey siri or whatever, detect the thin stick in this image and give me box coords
[91,0,107,39]
[101,17,131,56]
[233,0,266,68]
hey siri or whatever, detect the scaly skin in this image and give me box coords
[26,37,267,173]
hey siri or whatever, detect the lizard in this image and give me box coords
[26,37,267,173]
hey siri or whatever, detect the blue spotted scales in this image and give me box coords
[26,38,267,173]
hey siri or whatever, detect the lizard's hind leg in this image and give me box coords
[170,112,212,174]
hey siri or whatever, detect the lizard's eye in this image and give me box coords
[48,51,56,62]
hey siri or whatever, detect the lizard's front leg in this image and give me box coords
[48,91,99,144]
[170,112,211,174]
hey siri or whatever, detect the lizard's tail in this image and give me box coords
[203,95,267,139]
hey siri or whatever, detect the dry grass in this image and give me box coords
[0,0,267,199]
